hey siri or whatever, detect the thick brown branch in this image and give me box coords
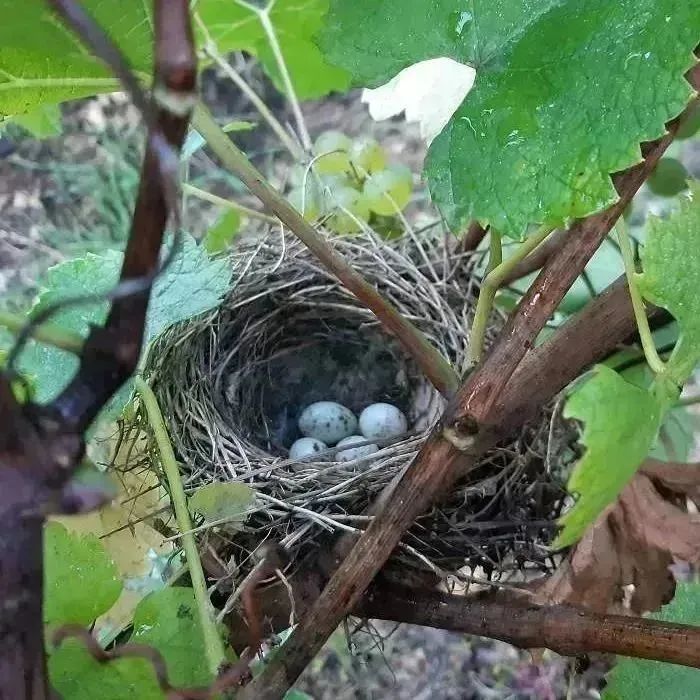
[242,74,700,698]
[359,584,700,669]
[227,567,700,671]
[495,276,662,433]
[47,1,196,433]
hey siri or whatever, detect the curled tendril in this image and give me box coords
[6,0,186,375]
[53,625,254,699]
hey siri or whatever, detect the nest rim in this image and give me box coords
[146,230,571,585]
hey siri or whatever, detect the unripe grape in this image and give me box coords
[647,157,688,197]
[363,164,413,216]
[348,137,386,174]
[326,186,370,234]
[313,130,352,175]
[318,173,354,193]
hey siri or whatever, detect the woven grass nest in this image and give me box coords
[148,230,573,585]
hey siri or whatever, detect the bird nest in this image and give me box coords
[146,230,572,585]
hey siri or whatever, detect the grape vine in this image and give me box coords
[0,1,698,699]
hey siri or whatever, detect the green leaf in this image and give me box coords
[196,0,351,99]
[50,588,223,698]
[44,521,122,627]
[647,157,689,197]
[0,0,347,119]
[203,209,242,254]
[131,587,216,687]
[320,0,699,237]
[13,104,62,138]
[189,482,255,527]
[49,640,163,700]
[555,365,662,548]
[0,0,148,116]
[14,234,231,408]
[638,182,700,383]
[144,235,231,347]
[603,583,700,700]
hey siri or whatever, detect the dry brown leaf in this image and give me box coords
[536,460,700,615]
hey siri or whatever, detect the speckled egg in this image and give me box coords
[359,403,408,440]
[335,435,379,462]
[298,401,358,445]
[289,437,328,460]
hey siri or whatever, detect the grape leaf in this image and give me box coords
[555,365,662,548]
[49,587,221,697]
[0,0,348,119]
[11,233,231,406]
[195,0,350,99]
[320,0,699,237]
[44,521,122,627]
[603,583,700,699]
[131,587,216,687]
[189,482,255,526]
[638,182,700,383]
[49,640,163,700]
[0,0,147,116]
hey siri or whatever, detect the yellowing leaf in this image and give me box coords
[54,428,174,644]
[189,482,255,528]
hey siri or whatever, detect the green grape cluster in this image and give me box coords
[286,130,413,235]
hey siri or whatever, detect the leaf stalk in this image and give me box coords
[134,376,227,677]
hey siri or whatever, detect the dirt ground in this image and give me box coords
[1,65,698,700]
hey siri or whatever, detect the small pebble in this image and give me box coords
[289,437,327,460]
[359,402,408,440]
[298,401,358,445]
[335,435,379,462]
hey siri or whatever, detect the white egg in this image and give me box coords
[359,403,408,440]
[289,437,327,460]
[335,435,379,462]
[298,401,358,445]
